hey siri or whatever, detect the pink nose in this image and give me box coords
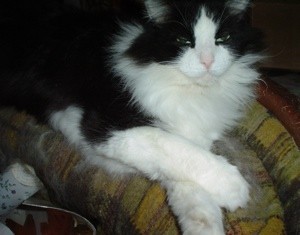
[200,55,214,70]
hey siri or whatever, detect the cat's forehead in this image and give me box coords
[167,3,225,40]
[193,8,218,43]
[154,0,248,26]
[162,2,230,37]
[145,0,250,22]
[168,1,226,20]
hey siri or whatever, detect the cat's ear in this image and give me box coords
[226,0,250,15]
[144,0,169,23]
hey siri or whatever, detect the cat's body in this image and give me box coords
[0,0,263,234]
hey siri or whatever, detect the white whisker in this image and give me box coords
[172,2,189,29]
[218,5,227,25]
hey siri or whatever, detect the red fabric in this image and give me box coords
[257,77,300,147]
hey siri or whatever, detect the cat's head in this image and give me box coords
[123,0,263,86]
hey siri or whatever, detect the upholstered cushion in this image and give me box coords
[0,93,299,234]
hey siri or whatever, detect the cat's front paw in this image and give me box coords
[166,182,225,235]
[200,157,250,211]
[181,206,224,235]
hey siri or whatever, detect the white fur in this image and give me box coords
[52,6,260,235]
[49,105,139,175]
[227,0,250,14]
[95,127,249,233]
[144,0,169,23]
[166,181,224,235]
[178,9,234,85]
[97,127,250,209]
[110,9,260,149]
[103,7,260,234]
[49,105,84,145]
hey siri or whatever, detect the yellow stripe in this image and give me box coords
[239,220,265,234]
[121,177,151,217]
[259,217,285,235]
[133,183,166,233]
[92,171,122,196]
[255,118,286,148]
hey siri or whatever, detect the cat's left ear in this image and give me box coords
[144,0,169,23]
[226,0,250,15]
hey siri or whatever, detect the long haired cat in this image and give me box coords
[0,0,263,233]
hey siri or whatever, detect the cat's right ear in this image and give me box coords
[226,0,250,15]
[144,0,169,23]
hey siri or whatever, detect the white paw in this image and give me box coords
[197,155,250,211]
[166,182,225,235]
[181,206,224,235]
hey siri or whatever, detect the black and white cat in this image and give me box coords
[0,0,263,234]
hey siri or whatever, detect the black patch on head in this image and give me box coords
[203,1,264,56]
[125,1,201,65]
[125,23,194,64]
[213,10,264,56]
[125,0,263,65]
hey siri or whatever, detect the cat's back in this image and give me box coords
[0,0,124,116]
[0,0,116,68]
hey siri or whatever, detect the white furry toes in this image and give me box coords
[166,182,225,235]
[181,207,224,235]
[199,156,250,211]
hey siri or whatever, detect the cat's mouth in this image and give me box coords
[176,67,219,87]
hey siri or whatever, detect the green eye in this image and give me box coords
[216,33,231,44]
[176,36,192,46]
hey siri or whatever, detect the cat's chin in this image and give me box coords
[193,74,218,87]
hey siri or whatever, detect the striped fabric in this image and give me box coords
[0,100,299,234]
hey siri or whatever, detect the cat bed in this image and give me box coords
[0,79,299,234]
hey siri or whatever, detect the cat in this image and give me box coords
[0,0,263,234]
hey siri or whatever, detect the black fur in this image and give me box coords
[0,0,263,151]
[0,0,151,143]
[127,0,263,63]
[0,3,266,233]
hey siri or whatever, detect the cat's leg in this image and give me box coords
[164,181,224,235]
[49,106,138,175]
[50,107,247,233]
[95,127,225,234]
[94,126,250,232]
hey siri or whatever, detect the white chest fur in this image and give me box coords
[110,22,260,149]
[117,60,258,149]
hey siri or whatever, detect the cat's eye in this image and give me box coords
[215,32,231,44]
[176,36,192,47]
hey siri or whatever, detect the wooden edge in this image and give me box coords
[257,77,300,147]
